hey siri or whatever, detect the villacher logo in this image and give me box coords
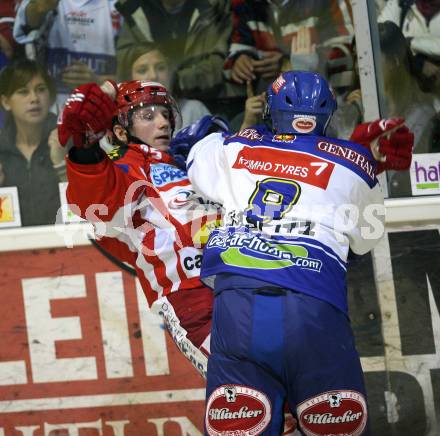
[297,390,367,436]
[205,385,271,435]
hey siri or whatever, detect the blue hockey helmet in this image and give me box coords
[264,70,337,136]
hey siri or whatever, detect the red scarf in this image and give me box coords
[416,0,440,21]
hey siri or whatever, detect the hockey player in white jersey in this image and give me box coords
[57,74,413,436]
[187,71,411,435]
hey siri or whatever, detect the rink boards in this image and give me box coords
[0,221,439,435]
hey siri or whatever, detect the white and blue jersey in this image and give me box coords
[187,124,385,315]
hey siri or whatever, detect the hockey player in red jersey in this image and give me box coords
[58,80,223,377]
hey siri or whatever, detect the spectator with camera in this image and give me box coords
[225,0,353,97]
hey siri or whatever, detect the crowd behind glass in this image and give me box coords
[0,0,439,227]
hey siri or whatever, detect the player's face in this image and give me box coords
[131,50,171,88]
[130,104,172,150]
[1,75,51,126]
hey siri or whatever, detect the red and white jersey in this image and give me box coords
[66,142,221,307]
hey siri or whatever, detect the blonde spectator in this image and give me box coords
[120,43,210,129]
[115,0,231,110]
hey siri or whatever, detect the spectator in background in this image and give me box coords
[229,82,266,131]
[375,0,387,14]
[0,59,62,226]
[119,42,210,129]
[231,37,359,135]
[115,0,231,114]
[379,0,440,101]
[13,0,122,112]
[325,39,363,139]
[379,20,436,196]
[0,1,21,68]
[0,1,24,129]
[225,0,353,96]
[336,21,436,176]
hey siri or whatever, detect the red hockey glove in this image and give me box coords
[349,118,414,174]
[57,81,118,147]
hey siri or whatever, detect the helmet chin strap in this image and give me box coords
[127,133,145,145]
[121,117,145,145]
[264,117,274,132]
[268,0,290,6]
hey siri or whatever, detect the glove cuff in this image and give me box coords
[69,143,105,164]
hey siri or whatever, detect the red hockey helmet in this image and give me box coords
[116,80,181,131]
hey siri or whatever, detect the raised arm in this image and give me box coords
[25,0,59,30]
